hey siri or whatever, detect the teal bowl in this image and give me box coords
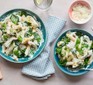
[54,29,93,76]
[0,9,47,63]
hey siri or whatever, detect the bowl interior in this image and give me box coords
[69,0,92,24]
[0,9,47,63]
[54,29,93,76]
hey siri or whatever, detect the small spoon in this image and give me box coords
[81,68,93,71]
[67,67,93,72]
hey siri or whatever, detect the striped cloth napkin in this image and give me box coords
[22,16,66,80]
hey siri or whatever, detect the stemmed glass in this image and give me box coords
[34,0,53,10]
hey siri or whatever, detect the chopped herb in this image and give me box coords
[62,37,70,45]
[2,34,9,40]
[56,46,62,54]
[24,21,31,26]
[79,49,83,55]
[36,36,41,43]
[2,23,7,30]
[79,58,90,68]
[76,38,80,45]
[82,43,89,48]
[76,32,83,37]
[84,58,90,67]
[75,38,80,50]
[10,14,19,24]
[21,48,26,54]
[13,49,21,58]
[75,38,83,55]
[33,33,41,43]
[59,59,67,66]
[18,36,23,42]
[78,64,84,68]
[25,28,33,37]
[17,11,27,16]
[90,42,93,49]
[30,48,35,54]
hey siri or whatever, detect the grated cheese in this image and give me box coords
[72,3,91,21]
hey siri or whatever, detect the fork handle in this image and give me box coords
[86,69,93,71]
[82,68,93,71]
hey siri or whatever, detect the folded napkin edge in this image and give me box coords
[22,69,55,78]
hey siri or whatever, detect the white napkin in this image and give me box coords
[22,16,66,80]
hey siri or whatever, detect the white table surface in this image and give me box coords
[0,0,93,85]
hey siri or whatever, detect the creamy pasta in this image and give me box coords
[56,31,93,69]
[0,11,44,61]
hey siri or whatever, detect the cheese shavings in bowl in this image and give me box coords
[72,3,91,21]
[69,0,93,24]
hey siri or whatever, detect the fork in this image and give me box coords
[82,68,93,71]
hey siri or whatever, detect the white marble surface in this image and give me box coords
[0,0,93,85]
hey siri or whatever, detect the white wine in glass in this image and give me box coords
[34,0,53,10]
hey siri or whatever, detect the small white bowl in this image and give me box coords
[68,0,93,24]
